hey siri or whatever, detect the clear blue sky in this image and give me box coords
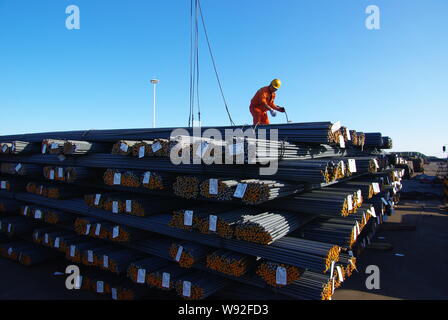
[0,0,447,157]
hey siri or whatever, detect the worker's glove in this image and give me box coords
[270,109,277,117]
[277,107,286,113]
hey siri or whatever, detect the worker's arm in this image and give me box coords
[268,98,285,113]
[260,92,274,111]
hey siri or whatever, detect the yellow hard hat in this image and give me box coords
[271,79,282,89]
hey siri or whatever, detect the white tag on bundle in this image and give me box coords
[75,276,82,289]
[346,130,351,141]
[196,141,209,158]
[51,143,59,150]
[58,168,64,178]
[7,224,11,233]
[372,183,381,193]
[94,194,101,206]
[381,198,388,206]
[356,221,361,235]
[276,267,287,285]
[42,144,47,154]
[54,237,60,248]
[0,181,6,189]
[339,135,346,149]
[331,121,341,133]
[152,142,162,153]
[183,281,192,297]
[137,269,146,284]
[175,246,183,262]
[113,173,121,185]
[34,210,42,219]
[85,224,91,235]
[143,172,151,184]
[87,250,93,263]
[126,200,132,213]
[70,245,76,257]
[2,144,8,153]
[44,234,49,243]
[209,215,218,232]
[184,210,193,226]
[209,179,218,195]
[112,226,119,239]
[111,288,118,300]
[49,170,55,180]
[57,155,66,162]
[347,195,353,211]
[353,227,357,241]
[357,190,362,204]
[138,146,145,158]
[39,186,43,194]
[340,161,346,174]
[95,224,101,236]
[120,143,128,152]
[330,261,336,278]
[233,183,248,199]
[112,201,119,214]
[15,163,22,172]
[8,248,13,256]
[336,266,344,282]
[348,159,357,173]
[97,281,104,293]
[348,250,353,257]
[162,273,171,288]
[103,255,109,268]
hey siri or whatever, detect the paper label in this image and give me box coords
[70,245,76,257]
[44,234,49,243]
[15,164,22,172]
[7,224,11,233]
[95,224,101,236]
[113,173,121,185]
[348,159,357,173]
[370,207,377,218]
[233,183,248,199]
[356,221,360,235]
[42,144,47,154]
[103,255,109,268]
[34,210,42,219]
[373,159,380,169]
[49,170,55,180]
[162,273,171,288]
[138,146,145,158]
[209,179,218,195]
[39,186,43,194]
[87,250,93,263]
[336,266,344,282]
[152,142,162,153]
[143,172,151,184]
[340,161,346,174]
[183,281,192,297]
[111,288,118,300]
[126,200,132,213]
[330,261,336,278]
[276,267,287,285]
[2,145,8,153]
[137,269,146,284]
[94,194,101,206]
[55,237,60,248]
[97,281,104,293]
[51,143,58,150]
[372,183,381,193]
[339,135,346,149]
[0,181,6,189]
[348,250,353,257]
[209,215,218,232]
[381,198,388,206]
[112,226,119,239]
[58,168,64,178]
[112,201,119,214]
[347,195,353,211]
[346,130,351,141]
[184,210,193,226]
[357,190,362,204]
[120,143,128,152]
[331,121,341,133]
[175,246,183,262]
[57,155,66,162]
[353,227,357,241]
[85,224,91,235]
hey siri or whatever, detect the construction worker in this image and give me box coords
[250,79,286,125]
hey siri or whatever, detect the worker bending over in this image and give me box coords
[249,79,286,125]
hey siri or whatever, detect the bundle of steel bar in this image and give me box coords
[26,182,89,199]
[364,133,383,148]
[168,205,234,231]
[0,199,21,213]
[131,139,172,157]
[0,177,27,192]
[381,137,393,149]
[81,243,119,267]
[199,178,238,200]
[234,211,311,245]
[127,257,171,284]
[328,181,378,201]
[279,271,334,300]
[256,261,304,287]
[112,141,140,155]
[0,141,40,155]
[146,264,192,291]
[32,226,61,245]
[74,216,110,239]
[41,139,66,155]
[206,249,257,277]
[0,216,37,236]
[173,175,201,199]
[43,208,77,226]
[103,169,141,188]
[65,240,100,263]
[169,242,210,268]
[99,248,146,275]
[175,272,229,300]
[0,240,58,266]
[43,166,99,183]
[264,188,360,217]
[63,140,111,155]
[0,162,42,177]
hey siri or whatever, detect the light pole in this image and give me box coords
[150,79,160,128]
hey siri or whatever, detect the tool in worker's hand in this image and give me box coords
[285,111,292,123]
[270,110,277,117]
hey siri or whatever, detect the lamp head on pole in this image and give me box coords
[150,79,160,84]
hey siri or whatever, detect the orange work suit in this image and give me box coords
[249,86,282,125]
